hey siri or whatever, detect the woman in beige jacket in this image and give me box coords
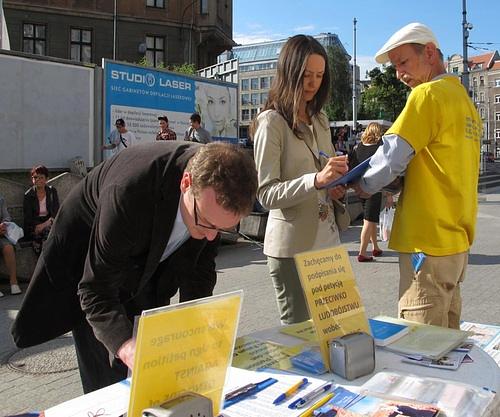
[252,35,349,324]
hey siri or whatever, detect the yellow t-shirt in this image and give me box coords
[387,75,481,256]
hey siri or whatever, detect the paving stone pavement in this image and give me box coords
[1,186,499,415]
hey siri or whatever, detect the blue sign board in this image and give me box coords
[103,60,238,158]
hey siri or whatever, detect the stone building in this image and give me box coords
[3,0,234,68]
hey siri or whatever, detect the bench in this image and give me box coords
[0,172,83,281]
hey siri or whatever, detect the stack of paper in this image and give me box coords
[374,316,472,360]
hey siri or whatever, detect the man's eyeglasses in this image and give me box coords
[193,197,238,234]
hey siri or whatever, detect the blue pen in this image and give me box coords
[288,381,333,409]
[272,377,308,405]
[224,377,278,408]
[319,151,331,159]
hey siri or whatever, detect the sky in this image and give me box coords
[233,0,500,79]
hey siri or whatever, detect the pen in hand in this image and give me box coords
[319,151,331,159]
[272,377,308,405]
[289,381,333,409]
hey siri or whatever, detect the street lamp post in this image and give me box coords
[113,0,117,60]
[462,0,472,95]
[352,17,357,139]
[181,0,198,64]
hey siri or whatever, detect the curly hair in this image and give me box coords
[361,122,383,145]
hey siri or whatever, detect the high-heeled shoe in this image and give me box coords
[358,254,374,262]
[372,249,383,257]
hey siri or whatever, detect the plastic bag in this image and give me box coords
[4,221,24,244]
[379,207,395,242]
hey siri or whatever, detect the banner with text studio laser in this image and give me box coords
[103,60,238,154]
[127,291,242,417]
[294,246,369,370]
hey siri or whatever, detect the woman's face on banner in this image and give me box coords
[205,86,231,133]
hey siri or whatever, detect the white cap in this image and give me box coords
[374,22,440,64]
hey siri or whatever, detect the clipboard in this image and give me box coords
[319,157,371,189]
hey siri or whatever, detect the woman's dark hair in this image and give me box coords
[251,34,330,138]
[31,165,49,178]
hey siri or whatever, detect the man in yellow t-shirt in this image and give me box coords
[353,23,481,329]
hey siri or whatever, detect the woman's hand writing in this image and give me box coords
[314,155,348,189]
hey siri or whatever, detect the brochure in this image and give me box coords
[374,316,472,360]
[360,371,496,417]
[368,318,409,346]
[402,350,468,370]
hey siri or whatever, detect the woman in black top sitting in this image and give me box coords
[23,165,59,255]
[349,122,386,262]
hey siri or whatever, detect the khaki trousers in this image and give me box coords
[268,256,310,325]
[398,252,468,329]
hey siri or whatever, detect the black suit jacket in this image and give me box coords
[12,142,219,355]
[23,185,60,238]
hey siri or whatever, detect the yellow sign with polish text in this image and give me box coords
[127,292,242,417]
[294,246,369,370]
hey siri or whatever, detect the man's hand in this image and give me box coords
[350,182,372,199]
[116,338,136,370]
[314,155,348,189]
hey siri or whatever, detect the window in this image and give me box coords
[480,108,485,119]
[473,77,477,87]
[495,95,500,104]
[260,77,270,89]
[496,112,500,121]
[241,109,250,121]
[250,93,259,105]
[146,0,164,7]
[241,79,249,91]
[250,108,258,119]
[200,0,208,14]
[496,79,500,87]
[480,76,484,86]
[260,92,268,104]
[146,35,164,67]
[473,92,478,102]
[250,78,259,90]
[496,129,500,139]
[241,94,250,106]
[70,28,92,63]
[479,92,485,103]
[23,23,46,55]
[452,66,459,74]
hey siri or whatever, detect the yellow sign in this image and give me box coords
[280,320,318,342]
[127,292,242,417]
[232,336,302,370]
[294,246,369,370]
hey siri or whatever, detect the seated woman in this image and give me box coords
[23,165,59,255]
[0,194,21,296]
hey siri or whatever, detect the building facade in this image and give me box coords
[3,0,234,69]
[448,51,500,158]
[215,33,353,140]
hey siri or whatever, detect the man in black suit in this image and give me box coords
[11,141,257,393]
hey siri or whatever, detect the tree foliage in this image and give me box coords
[358,66,409,121]
[137,57,196,75]
[324,45,352,121]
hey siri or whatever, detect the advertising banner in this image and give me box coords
[103,60,238,158]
